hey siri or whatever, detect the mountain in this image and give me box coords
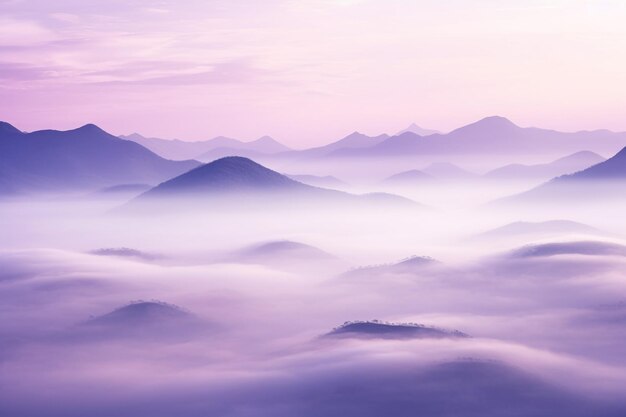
[121,133,291,161]
[325,321,468,340]
[137,156,311,196]
[284,131,390,159]
[484,151,605,181]
[382,169,434,186]
[509,241,626,258]
[119,133,232,160]
[342,255,438,279]
[76,301,206,341]
[287,174,347,188]
[90,247,161,261]
[496,146,626,204]
[227,240,339,271]
[422,162,477,180]
[396,123,441,136]
[0,121,200,195]
[323,116,626,158]
[195,136,291,161]
[124,157,421,211]
[0,121,23,135]
[476,220,602,240]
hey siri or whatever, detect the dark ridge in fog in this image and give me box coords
[123,156,423,211]
[237,240,336,262]
[326,320,468,339]
[382,169,435,185]
[476,220,602,239]
[342,255,438,278]
[85,301,190,325]
[145,156,304,194]
[509,241,626,258]
[75,301,207,341]
[90,247,160,261]
[96,184,152,195]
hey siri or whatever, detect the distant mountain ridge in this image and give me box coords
[123,116,626,161]
[121,132,291,161]
[324,116,626,158]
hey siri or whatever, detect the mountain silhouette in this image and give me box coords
[285,131,390,159]
[323,116,626,158]
[287,174,347,188]
[422,162,477,180]
[0,121,199,195]
[509,241,626,258]
[230,240,337,267]
[484,151,605,181]
[126,156,422,211]
[140,156,309,195]
[326,321,468,340]
[76,301,207,341]
[396,122,441,136]
[382,169,435,185]
[495,146,626,205]
[342,255,438,279]
[476,220,601,240]
[122,132,290,161]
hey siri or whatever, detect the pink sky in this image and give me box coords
[1,0,626,147]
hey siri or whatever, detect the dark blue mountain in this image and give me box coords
[126,156,421,212]
[326,321,468,339]
[143,156,310,195]
[0,121,200,195]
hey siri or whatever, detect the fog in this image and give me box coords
[2,177,626,416]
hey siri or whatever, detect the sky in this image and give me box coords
[1,0,626,147]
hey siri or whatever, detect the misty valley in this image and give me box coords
[2,117,626,416]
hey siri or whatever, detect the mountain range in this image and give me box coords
[120,132,290,161]
[497,145,626,205]
[0,121,199,195]
[116,116,626,162]
[323,116,626,159]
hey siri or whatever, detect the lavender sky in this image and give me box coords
[1,0,625,146]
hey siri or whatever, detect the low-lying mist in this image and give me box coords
[2,183,626,416]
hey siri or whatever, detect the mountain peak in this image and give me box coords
[474,115,517,128]
[465,115,516,129]
[121,133,146,140]
[254,135,276,143]
[448,116,519,138]
[345,131,364,138]
[74,123,108,135]
[142,156,304,196]
[396,123,440,136]
[0,121,23,136]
